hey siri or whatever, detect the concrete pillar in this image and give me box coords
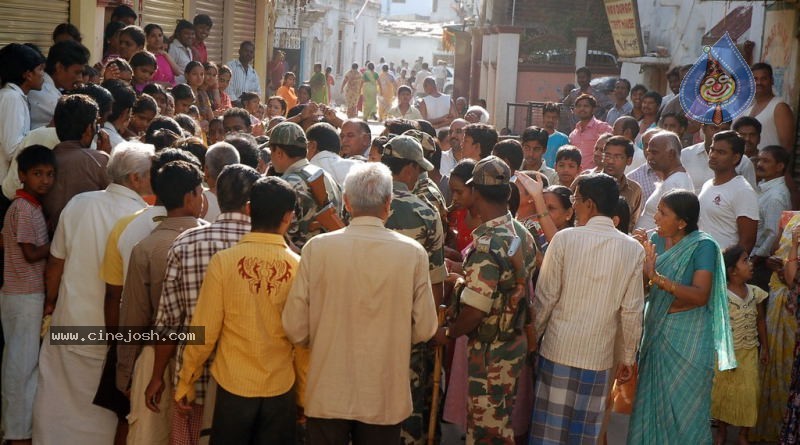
[70,0,104,65]
[222,0,237,62]
[470,27,483,105]
[574,28,592,69]
[254,0,270,98]
[492,26,521,130]
[479,30,489,107]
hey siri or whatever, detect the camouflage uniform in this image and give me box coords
[282,158,343,249]
[460,157,537,444]
[414,172,448,232]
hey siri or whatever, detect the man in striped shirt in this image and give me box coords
[225,41,261,101]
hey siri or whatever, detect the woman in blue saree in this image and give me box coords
[628,190,736,444]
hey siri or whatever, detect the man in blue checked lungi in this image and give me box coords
[530,173,645,444]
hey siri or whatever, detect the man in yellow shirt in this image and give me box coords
[175,176,307,443]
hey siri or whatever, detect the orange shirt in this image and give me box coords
[277,86,297,112]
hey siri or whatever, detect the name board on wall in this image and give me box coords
[604,0,644,58]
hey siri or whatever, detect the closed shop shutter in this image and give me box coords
[229,0,256,59]
[140,0,185,37]
[194,0,223,64]
[0,0,70,56]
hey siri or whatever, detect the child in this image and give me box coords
[277,72,298,110]
[129,50,157,94]
[1,145,55,445]
[203,62,220,111]
[127,93,158,138]
[216,65,233,113]
[171,84,195,115]
[142,83,169,114]
[207,117,225,145]
[266,95,287,118]
[192,14,213,63]
[184,61,213,124]
[554,145,581,187]
[239,92,265,137]
[144,23,179,86]
[104,58,133,84]
[712,245,768,445]
[168,20,195,84]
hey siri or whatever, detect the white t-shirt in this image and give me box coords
[680,142,757,191]
[203,189,221,223]
[698,176,760,250]
[636,171,694,231]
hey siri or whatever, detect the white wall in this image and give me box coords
[373,32,443,68]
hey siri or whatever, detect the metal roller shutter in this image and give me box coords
[139,0,185,37]
[194,0,224,64]
[230,0,256,58]
[0,0,70,56]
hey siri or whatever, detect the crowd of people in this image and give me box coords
[0,5,799,445]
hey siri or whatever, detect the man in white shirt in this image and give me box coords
[419,78,456,132]
[168,20,195,84]
[439,118,467,178]
[225,41,261,100]
[414,63,432,96]
[605,78,633,125]
[698,131,759,252]
[682,122,757,191]
[29,40,89,130]
[306,122,361,187]
[752,145,792,287]
[282,162,436,444]
[636,131,694,231]
[532,173,644,444]
[203,142,241,223]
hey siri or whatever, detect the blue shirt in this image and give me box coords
[545,131,569,168]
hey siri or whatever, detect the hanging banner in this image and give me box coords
[604,0,644,58]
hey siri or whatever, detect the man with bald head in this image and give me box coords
[635,131,694,230]
[440,118,467,176]
[625,127,662,202]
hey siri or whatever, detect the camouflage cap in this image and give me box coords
[384,135,434,171]
[466,155,511,186]
[269,121,307,148]
[402,129,437,154]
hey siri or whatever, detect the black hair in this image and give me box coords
[384,119,419,135]
[370,136,390,154]
[416,120,436,138]
[544,185,573,212]
[222,107,252,130]
[267,95,287,114]
[576,67,591,77]
[184,60,204,76]
[102,79,137,122]
[272,143,306,160]
[660,189,700,233]
[52,23,82,43]
[174,19,194,36]
[193,14,213,28]
[381,155,415,176]
[225,133,261,169]
[398,85,412,95]
[463,123,498,158]
[174,113,200,136]
[722,245,746,277]
[474,184,512,205]
[351,63,359,70]
[286,104,306,119]
[437,129,449,141]
[250,177,297,231]
[492,139,523,171]
[660,112,688,130]
[297,84,312,98]
[145,116,183,142]
[605,135,635,158]
[130,51,157,69]
[153,160,203,211]
[616,78,631,92]
[54,94,98,141]
[574,94,597,108]
[132,94,159,115]
[642,91,663,107]
[107,58,132,73]
[150,147,201,193]
[761,145,790,172]
[306,122,341,154]
[0,43,46,87]
[239,91,260,105]
[111,5,137,21]
[142,82,167,99]
[174,137,208,168]
[217,164,262,212]
[631,84,648,95]
[17,144,56,173]
[615,116,640,139]
[144,23,163,37]
[574,173,618,216]
[751,62,773,80]
[103,21,127,56]
[240,40,254,50]
[171,83,195,101]
[732,116,762,134]
[613,196,631,234]
[521,126,548,147]
[712,130,746,159]
[120,25,146,49]
[72,83,114,119]
[542,102,560,116]
[555,145,582,165]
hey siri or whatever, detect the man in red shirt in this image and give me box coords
[569,94,612,170]
[191,14,213,63]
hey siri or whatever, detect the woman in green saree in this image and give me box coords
[627,190,736,444]
[361,62,378,121]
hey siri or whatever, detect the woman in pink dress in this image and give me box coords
[144,24,180,87]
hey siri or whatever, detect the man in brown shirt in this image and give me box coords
[116,160,205,443]
[43,94,111,227]
[602,136,642,231]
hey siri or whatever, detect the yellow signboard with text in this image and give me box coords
[604,0,645,58]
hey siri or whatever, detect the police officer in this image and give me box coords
[380,135,446,444]
[433,156,536,443]
[269,121,343,249]
[404,129,448,232]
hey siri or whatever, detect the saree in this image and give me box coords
[627,231,735,445]
[362,70,378,121]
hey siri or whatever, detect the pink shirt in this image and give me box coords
[2,194,49,295]
[569,117,612,170]
[152,53,175,86]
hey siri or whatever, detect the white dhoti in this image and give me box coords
[127,346,172,445]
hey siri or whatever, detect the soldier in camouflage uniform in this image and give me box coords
[269,121,343,250]
[404,129,449,233]
[432,156,537,444]
[380,135,446,445]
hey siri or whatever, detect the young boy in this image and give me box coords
[554,145,581,187]
[1,144,55,445]
[192,14,213,63]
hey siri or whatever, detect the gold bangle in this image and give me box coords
[535,211,550,218]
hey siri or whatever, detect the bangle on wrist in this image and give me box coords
[534,211,550,218]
